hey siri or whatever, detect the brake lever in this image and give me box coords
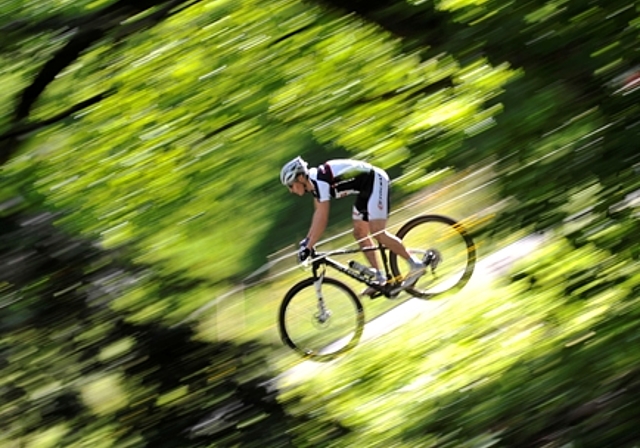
[299,250,319,271]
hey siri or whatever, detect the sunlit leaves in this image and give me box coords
[2,0,639,446]
[284,237,635,446]
[0,0,515,285]
[81,374,128,416]
[524,0,569,24]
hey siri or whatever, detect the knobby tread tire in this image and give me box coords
[389,214,476,299]
[278,276,364,361]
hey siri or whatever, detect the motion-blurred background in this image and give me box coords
[0,0,638,446]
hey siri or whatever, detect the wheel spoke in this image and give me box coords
[391,215,476,298]
[279,278,364,360]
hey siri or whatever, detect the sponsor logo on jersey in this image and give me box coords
[336,189,356,198]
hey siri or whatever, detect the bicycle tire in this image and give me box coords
[278,277,365,361]
[389,214,476,299]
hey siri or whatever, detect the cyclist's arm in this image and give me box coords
[306,199,330,248]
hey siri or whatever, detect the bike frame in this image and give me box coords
[280,214,475,360]
[308,246,402,298]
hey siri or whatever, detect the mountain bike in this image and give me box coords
[278,214,476,362]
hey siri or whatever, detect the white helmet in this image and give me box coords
[280,156,309,186]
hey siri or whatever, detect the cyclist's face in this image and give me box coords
[288,177,306,196]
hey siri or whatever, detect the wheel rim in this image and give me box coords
[280,279,364,360]
[391,216,476,298]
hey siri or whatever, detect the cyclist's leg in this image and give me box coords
[369,220,411,261]
[371,218,425,288]
[367,169,425,288]
[353,210,386,296]
[365,168,412,261]
[352,208,380,270]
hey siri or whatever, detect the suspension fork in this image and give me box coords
[312,265,331,323]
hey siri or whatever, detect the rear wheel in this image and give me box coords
[389,215,476,298]
[278,277,364,361]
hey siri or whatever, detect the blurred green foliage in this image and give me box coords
[283,238,640,447]
[0,0,516,283]
[0,0,639,446]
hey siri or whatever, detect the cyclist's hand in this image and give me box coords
[298,237,311,263]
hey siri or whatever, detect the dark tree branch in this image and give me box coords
[269,23,316,47]
[113,0,204,42]
[354,76,454,105]
[2,0,201,168]
[15,28,106,122]
[0,90,114,165]
[2,91,115,142]
[306,0,457,49]
[194,76,454,146]
[0,15,81,36]
[197,117,250,144]
[13,0,197,122]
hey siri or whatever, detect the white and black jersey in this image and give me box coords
[308,159,390,221]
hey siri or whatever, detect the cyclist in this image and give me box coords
[280,156,425,295]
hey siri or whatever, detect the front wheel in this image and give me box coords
[390,215,476,299]
[279,277,364,362]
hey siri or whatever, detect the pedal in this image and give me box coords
[424,249,442,273]
[368,290,383,299]
[385,281,404,298]
[361,285,383,298]
[387,289,401,299]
